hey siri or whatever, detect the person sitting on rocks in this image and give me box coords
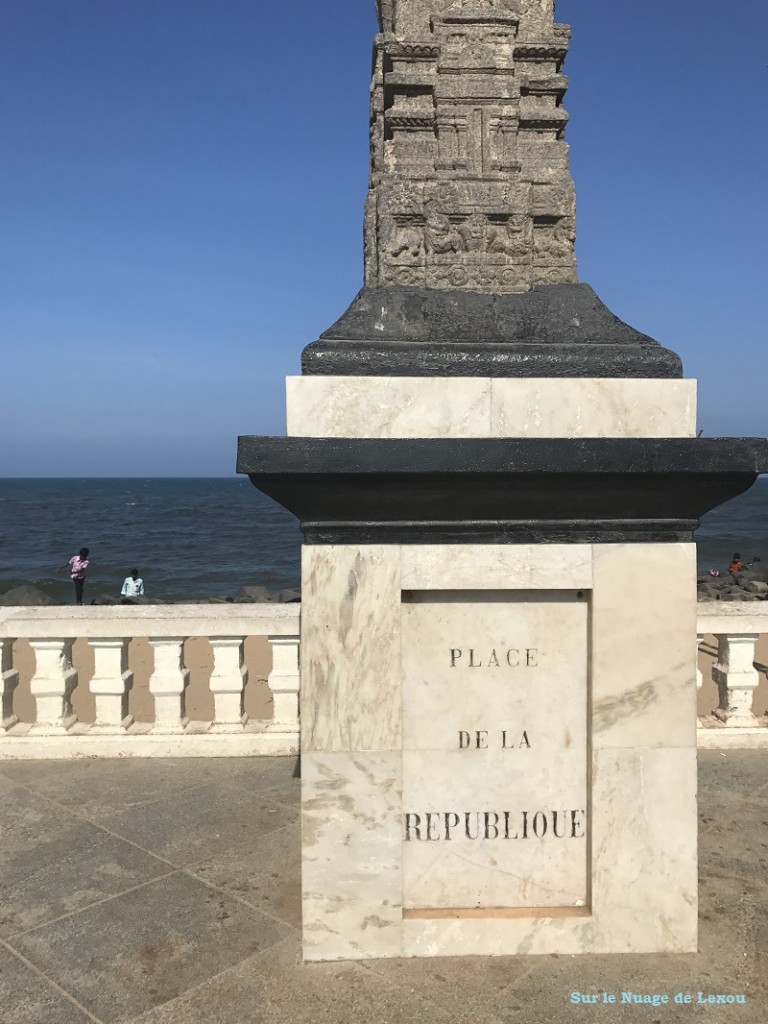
[121,568,144,598]
[728,552,745,574]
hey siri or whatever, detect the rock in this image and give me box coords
[0,584,56,606]
[735,568,768,586]
[232,585,275,603]
[230,585,301,603]
[745,580,768,595]
[90,595,120,605]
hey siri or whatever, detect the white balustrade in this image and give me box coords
[0,605,302,756]
[209,636,247,732]
[2,601,768,757]
[148,637,189,733]
[28,639,78,734]
[88,638,133,732]
[712,633,760,727]
[267,635,300,730]
[1,637,19,730]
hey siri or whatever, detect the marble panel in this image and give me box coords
[285,377,697,439]
[591,544,698,750]
[302,752,402,961]
[401,544,592,591]
[286,376,491,438]
[301,546,401,753]
[590,746,698,953]
[490,378,697,438]
[401,591,588,912]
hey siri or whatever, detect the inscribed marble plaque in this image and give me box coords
[401,590,588,912]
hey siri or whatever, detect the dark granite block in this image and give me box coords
[303,285,683,379]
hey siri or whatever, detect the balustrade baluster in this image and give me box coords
[1,637,19,730]
[88,638,133,732]
[148,637,189,732]
[267,635,300,730]
[208,636,247,732]
[28,638,78,734]
[696,634,704,692]
[712,633,760,727]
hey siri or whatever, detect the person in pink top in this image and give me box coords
[58,547,90,604]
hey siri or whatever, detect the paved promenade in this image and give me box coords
[1,751,766,1024]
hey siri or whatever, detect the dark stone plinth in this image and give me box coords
[301,284,683,379]
[237,437,768,545]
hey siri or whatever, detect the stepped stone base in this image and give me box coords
[302,285,684,379]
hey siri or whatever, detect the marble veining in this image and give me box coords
[401,544,593,591]
[301,546,402,753]
[286,377,697,439]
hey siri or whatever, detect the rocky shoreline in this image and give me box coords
[697,564,768,602]
[4,572,767,607]
[0,583,301,607]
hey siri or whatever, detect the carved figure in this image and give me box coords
[424,210,464,255]
[459,214,489,253]
[536,220,575,261]
[389,225,424,260]
[488,220,528,258]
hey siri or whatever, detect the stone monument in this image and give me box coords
[238,0,768,960]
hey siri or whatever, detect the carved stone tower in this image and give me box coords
[367,0,577,294]
[300,0,683,377]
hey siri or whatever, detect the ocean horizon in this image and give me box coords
[1,476,766,603]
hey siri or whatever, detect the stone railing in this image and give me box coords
[697,603,768,748]
[1,601,767,757]
[0,604,300,758]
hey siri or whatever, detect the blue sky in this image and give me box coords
[1,0,766,477]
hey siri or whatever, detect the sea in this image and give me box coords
[0,477,766,603]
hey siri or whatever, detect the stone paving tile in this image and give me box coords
[698,872,768,985]
[0,760,203,818]
[125,935,457,1024]
[0,945,98,1024]
[187,824,301,930]
[9,873,288,1024]
[489,953,762,1024]
[361,953,535,1017]
[698,749,768,799]
[0,830,171,939]
[0,782,171,938]
[93,782,296,866]
[257,779,301,808]
[0,760,97,787]
[699,792,768,877]
[196,756,301,795]
[0,758,300,818]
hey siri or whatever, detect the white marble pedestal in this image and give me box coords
[300,540,698,960]
[275,374,700,959]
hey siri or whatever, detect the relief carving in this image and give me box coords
[487,218,529,258]
[534,219,575,263]
[424,208,465,255]
[388,223,425,260]
[366,0,578,293]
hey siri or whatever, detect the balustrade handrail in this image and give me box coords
[697,601,768,634]
[0,602,300,639]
